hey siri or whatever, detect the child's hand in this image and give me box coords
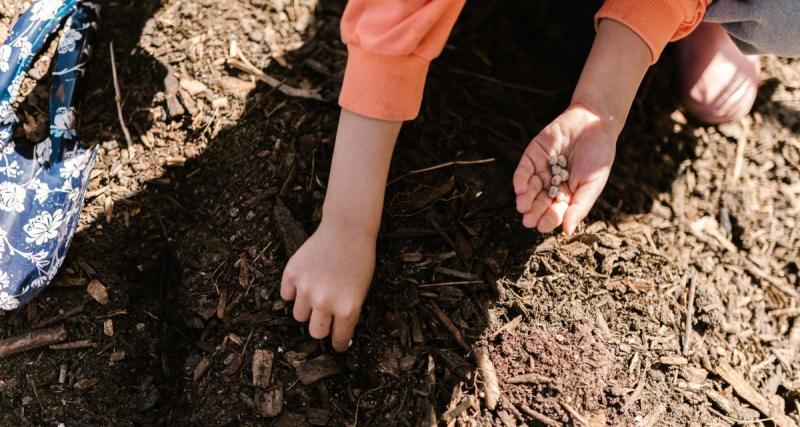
[280,220,376,352]
[513,104,616,234]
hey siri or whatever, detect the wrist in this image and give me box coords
[319,198,382,238]
[571,19,651,137]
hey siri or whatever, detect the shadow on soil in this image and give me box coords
[0,0,709,424]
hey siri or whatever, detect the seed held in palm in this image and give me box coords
[557,155,567,168]
[549,155,558,166]
[548,186,558,198]
[551,175,562,186]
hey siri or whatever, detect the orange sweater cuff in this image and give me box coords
[338,45,430,122]
[596,0,685,64]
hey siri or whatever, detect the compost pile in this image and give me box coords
[1,0,799,425]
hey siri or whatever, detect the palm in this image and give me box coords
[513,105,616,234]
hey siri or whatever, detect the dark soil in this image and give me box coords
[2,0,800,426]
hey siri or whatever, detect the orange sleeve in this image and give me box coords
[338,0,466,121]
[596,0,711,63]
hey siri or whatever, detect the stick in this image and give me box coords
[49,339,94,350]
[425,302,469,350]
[683,272,696,356]
[560,400,589,426]
[228,56,322,101]
[418,280,483,289]
[474,347,500,410]
[518,404,562,427]
[33,303,84,328]
[507,373,553,384]
[109,42,133,147]
[0,325,68,359]
[714,361,797,427]
[387,158,495,186]
[636,404,666,427]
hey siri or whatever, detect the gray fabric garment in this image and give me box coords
[704,0,800,57]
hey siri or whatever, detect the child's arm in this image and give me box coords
[281,110,400,352]
[514,0,711,234]
[282,0,465,352]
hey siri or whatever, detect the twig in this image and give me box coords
[0,325,68,359]
[636,404,666,427]
[33,303,84,328]
[714,361,797,427]
[49,339,94,350]
[228,55,322,101]
[492,315,523,339]
[731,134,747,184]
[109,42,133,147]
[518,404,562,426]
[387,158,495,186]
[560,400,589,426]
[425,302,469,350]
[474,347,500,410]
[621,360,650,413]
[507,373,553,384]
[683,272,697,356]
[418,280,483,289]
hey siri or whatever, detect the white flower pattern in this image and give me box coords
[0,291,19,310]
[51,107,76,139]
[0,0,98,311]
[0,182,26,212]
[58,28,82,53]
[24,209,65,245]
[0,101,16,125]
[30,0,64,22]
[0,45,10,73]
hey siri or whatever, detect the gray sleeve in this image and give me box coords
[704,0,800,57]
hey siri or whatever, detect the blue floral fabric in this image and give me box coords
[0,0,99,311]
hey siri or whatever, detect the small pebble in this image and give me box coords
[548,186,558,198]
[551,165,562,175]
[558,155,567,167]
[551,175,562,186]
[549,155,558,166]
[560,169,569,181]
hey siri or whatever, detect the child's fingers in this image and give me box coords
[308,309,332,340]
[536,199,569,233]
[515,174,543,213]
[331,313,358,352]
[280,275,297,301]
[513,153,536,194]
[563,179,605,234]
[292,295,312,323]
[522,192,551,228]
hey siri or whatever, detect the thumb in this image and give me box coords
[563,178,606,234]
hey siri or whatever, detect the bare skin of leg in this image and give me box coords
[281,109,401,352]
[677,22,759,125]
[513,19,651,234]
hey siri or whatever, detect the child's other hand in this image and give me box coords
[280,220,376,352]
[513,104,616,234]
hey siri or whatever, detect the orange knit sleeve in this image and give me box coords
[596,0,712,63]
[338,0,466,121]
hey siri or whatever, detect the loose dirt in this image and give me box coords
[1,0,799,426]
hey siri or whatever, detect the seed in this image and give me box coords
[560,169,569,180]
[551,164,562,175]
[549,155,558,166]
[548,186,558,198]
[558,155,567,167]
[551,175,562,186]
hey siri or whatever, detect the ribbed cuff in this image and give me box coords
[338,45,430,122]
[595,0,684,63]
